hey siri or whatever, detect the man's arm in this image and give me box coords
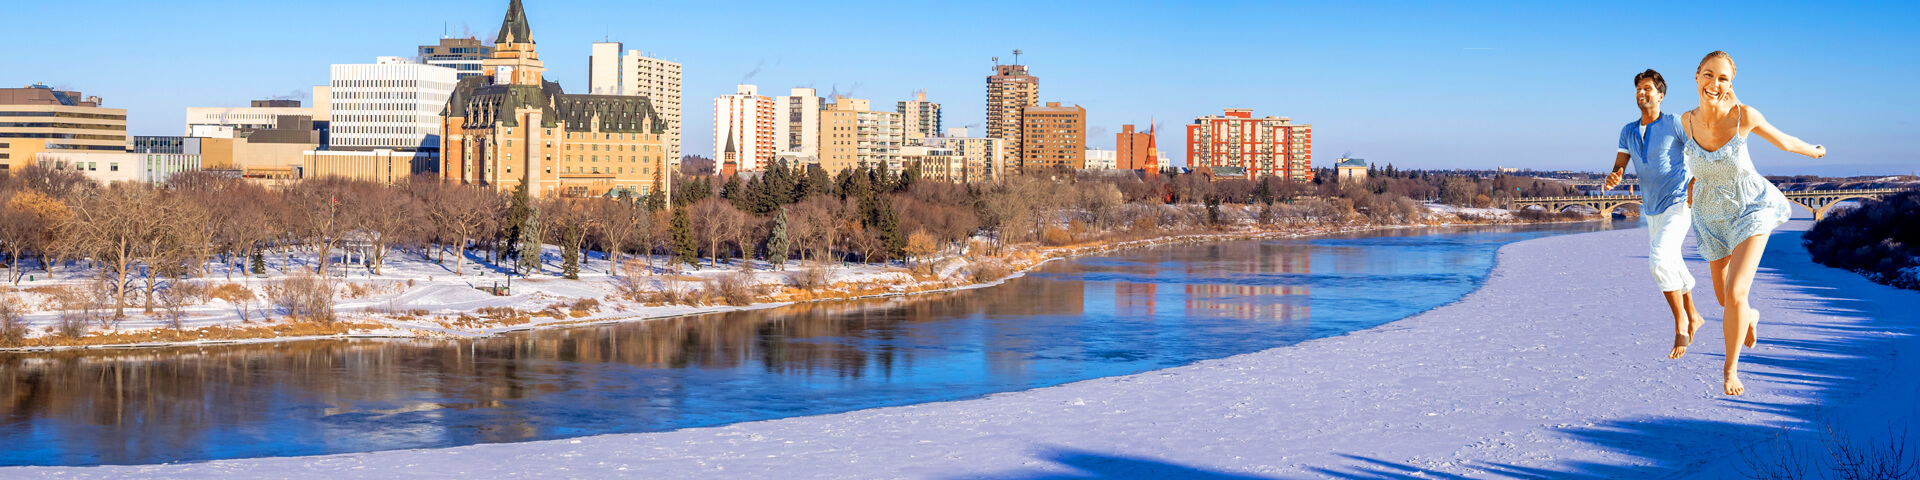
[1605,152,1630,190]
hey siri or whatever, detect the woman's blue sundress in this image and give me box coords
[1684,106,1793,262]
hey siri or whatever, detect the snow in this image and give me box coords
[6,218,1916,478]
[0,245,940,349]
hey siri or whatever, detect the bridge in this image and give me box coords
[1505,188,1910,220]
[1555,178,1638,188]
[1781,188,1909,221]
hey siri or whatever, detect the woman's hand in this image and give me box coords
[1687,178,1695,208]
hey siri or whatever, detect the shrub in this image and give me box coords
[658,279,698,306]
[209,283,258,322]
[1041,226,1072,246]
[266,274,335,323]
[569,298,600,316]
[0,297,26,347]
[707,272,756,306]
[971,260,1014,284]
[793,265,832,291]
[1803,190,1920,291]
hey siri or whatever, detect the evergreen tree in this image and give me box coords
[873,161,893,193]
[833,168,855,200]
[767,207,791,271]
[671,207,697,268]
[722,175,749,212]
[560,220,584,279]
[249,250,265,275]
[896,162,918,193]
[503,179,533,262]
[876,194,904,260]
[849,165,873,202]
[807,166,833,198]
[644,189,667,211]
[517,202,542,274]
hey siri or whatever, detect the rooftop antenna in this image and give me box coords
[992,56,999,66]
[1013,49,1023,65]
[443,21,449,39]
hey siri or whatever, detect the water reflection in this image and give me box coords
[0,222,1624,466]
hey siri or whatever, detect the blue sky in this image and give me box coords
[6,1,1914,176]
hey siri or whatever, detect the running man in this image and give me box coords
[1606,69,1708,359]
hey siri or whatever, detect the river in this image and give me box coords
[0,222,1628,466]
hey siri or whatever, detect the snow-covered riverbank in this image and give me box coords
[0,221,1475,352]
[11,217,1912,478]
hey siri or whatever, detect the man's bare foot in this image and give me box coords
[1724,367,1745,396]
[1743,309,1759,349]
[1689,315,1707,338]
[1670,333,1693,359]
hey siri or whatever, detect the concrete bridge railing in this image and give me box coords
[1504,188,1911,221]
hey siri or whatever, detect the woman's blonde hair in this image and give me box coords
[1697,51,1736,75]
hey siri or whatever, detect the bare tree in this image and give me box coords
[691,197,738,268]
[355,184,427,275]
[134,195,209,314]
[593,199,645,275]
[0,189,70,283]
[64,185,171,318]
[787,196,829,266]
[284,178,359,276]
[422,183,494,275]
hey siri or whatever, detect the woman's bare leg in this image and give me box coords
[1720,234,1770,396]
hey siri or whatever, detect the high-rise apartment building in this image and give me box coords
[328,57,457,151]
[1115,124,1160,174]
[713,84,775,171]
[986,64,1038,175]
[440,0,673,198]
[1021,102,1085,173]
[816,97,905,174]
[588,42,683,166]
[0,84,126,172]
[773,87,823,161]
[897,90,940,141]
[924,127,1005,183]
[1186,109,1313,181]
[419,37,493,79]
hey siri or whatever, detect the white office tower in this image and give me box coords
[773,87,823,162]
[713,84,775,171]
[589,42,684,165]
[328,57,457,150]
[897,90,941,141]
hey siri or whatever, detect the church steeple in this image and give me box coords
[496,0,534,45]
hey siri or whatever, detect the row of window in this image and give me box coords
[0,122,126,130]
[0,111,125,120]
[0,132,125,141]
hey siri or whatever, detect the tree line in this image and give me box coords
[0,159,1582,321]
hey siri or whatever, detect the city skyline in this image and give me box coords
[5,0,1914,176]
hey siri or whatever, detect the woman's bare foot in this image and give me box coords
[1670,333,1693,359]
[1724,366,1745,396]
[1743,308,1759,349]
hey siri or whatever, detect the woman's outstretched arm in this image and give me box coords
[1744,105,1827,158]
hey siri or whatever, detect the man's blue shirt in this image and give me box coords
[1618,113,1690,216]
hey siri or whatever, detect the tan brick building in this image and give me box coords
[0,84,126,172]
[1020,102,1085,173]
[986,64,1038,175]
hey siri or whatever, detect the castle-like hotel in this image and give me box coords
[440,0,673,199]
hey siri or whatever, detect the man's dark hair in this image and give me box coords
[1634,69,1667,95]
